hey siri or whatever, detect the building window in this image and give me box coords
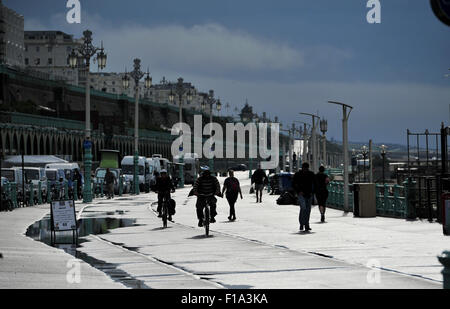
[35,58,40,65]
[25,45,28,52]
[36,46,40,52]
[112,88,116,92]
[48,46,52,53]
[48,58,53,65]
[25,58,29,65]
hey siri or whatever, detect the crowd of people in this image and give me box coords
[148,162,329,233]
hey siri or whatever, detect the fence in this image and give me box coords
[1,175,128,212]
[327,181,409,218]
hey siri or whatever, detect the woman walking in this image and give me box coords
[222,170,243,221]
[315,166,330,223]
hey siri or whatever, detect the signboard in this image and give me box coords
[83,140,92,149]
[51,200,77,231]
[431,0,450,26]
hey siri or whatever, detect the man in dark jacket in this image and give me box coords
[156,169,176,221]
[292,162,317,232]
[251,164,268,203]
[193,167,222,227]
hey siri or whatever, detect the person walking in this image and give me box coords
[222,169,243,221]
[251,164,268,203]
[315,166,330,223]
[104,168,117,199]
[292,162,317,232]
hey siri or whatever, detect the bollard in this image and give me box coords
[38,182,43,205]
[438,251,450,289]
[73,180,78,201]
[47,181,52,204]
[404,178,417,220]
[64,181,69,201]
[29,183,34,206]
[11,183,18,208]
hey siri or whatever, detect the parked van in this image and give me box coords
[22,167,48,198]
[120,156,150,192]
[174,153,200,184]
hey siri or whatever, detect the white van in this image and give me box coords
[173,153,199,184]
[22,167,48,197]
[121,156,150,192]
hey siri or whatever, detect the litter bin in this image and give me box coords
[353,183,376,218]
[442,192,450,236]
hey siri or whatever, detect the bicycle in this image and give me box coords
[197,193,214,237]
[160,191,171,228]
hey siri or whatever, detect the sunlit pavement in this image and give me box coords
[0,171,446,289]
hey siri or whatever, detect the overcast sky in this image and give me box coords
[5,0,450,145]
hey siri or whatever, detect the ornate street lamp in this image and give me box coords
[320,119,328,167]
[380,144,387,184]
[68,30,107,203]
[204,90,220,174]
[168,77,193,188]
[122,59,152,194]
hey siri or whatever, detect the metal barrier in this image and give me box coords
[327,181,354,212]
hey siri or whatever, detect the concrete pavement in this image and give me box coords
[0,171,446,288]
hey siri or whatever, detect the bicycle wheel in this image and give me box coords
[162,201,168,228]
[204,206,210,236]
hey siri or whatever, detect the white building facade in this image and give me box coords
[24,31,82,84]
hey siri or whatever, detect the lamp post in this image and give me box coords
[327,101,353,212]
[300,113,320,173]
[202,90,221,174]
[380,145,387,184]
[320,119,328,168]
[169,78,192,188]
[68,30,107,203]
[361,145,368,183]
[122,59,152,195]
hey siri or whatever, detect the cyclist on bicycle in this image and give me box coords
[193,166,222,227]
[155,169,176,221]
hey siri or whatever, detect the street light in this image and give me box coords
[300,113,320,173]
[320,119,328,167]
[68,30,107,203]
[380,144,387,184]
[122,59,152,194]
[327,101,353,212]
[204,90,221,174]
[361,145,368,182]
[168,77,192,188]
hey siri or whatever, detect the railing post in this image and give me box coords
[73,180,78,201]
[29,183,34,206]
[384,184,389,216]
[37,181,43,205]
[393,184,400,217]
[404,178,416,220]
[47,181,52,204]
[119,176,123,197]
[11,183,18,209]
[438,251,450,289]
[64,180,69,201]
